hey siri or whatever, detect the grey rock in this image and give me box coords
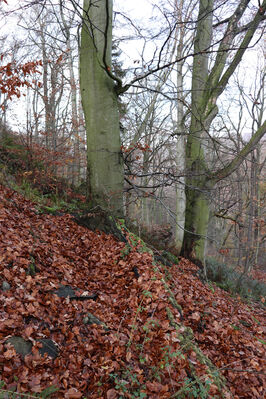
[2,281,11,291]
[6,337,59,359]
[74,211,127,243]
[83,312,109,331]
[6,336,32,357]
[53,285,76,298]
[38,338,58,359]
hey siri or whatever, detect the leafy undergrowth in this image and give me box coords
[0,184,265,399]
[0,132,87,215]
[205,258,266,302]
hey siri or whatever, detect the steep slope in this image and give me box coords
[0,184,265,398]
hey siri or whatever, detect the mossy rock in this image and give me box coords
[6,337,58,359]
[74,210,127,243]
[83,312,109,331]
[6,337,32,357]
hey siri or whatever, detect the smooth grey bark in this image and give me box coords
[181,0,214,265]
[80,0,124,215]
[181,0,266,266]
[59,4,81,185]
[173,42,186,254]
[166,0,195,255]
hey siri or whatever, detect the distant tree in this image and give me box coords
[213,59,266,272]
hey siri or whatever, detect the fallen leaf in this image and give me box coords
[65,388,83,398]
[107,388,117,399]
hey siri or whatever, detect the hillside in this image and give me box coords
[0,183,265,399]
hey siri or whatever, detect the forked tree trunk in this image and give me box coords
[181,0,266,267]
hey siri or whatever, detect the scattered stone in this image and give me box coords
[6,337,59,359]
[38,338,58,359]
[2,280,11,291]
[53,285,76,298]
[70,293,98,301]
[83,312,109,331]
[132,266,140,279]
[74,210,127,243]
[6,336,32,357]
[154,253,172,267]
[53,285,98,301]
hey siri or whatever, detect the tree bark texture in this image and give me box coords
[181,0,266,266]
[80,0,124,215]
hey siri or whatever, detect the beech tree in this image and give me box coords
[180,0,266,267]
[80,0,124,215]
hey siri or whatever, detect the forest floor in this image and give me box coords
[0,183,265,399]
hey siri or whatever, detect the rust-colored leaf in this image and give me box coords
[106,389,117,399]
[65,388,83,398]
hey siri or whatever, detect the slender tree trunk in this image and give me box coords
[237,179,244,266]
[253,147,262,265]
[244,152,255,272]
[181,0,213,266]
[60,3,80,185]
[173,44,186,254]
[67,45,80,186]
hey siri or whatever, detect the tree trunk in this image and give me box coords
[173,43,186,254]
[181,0,213,266]
[181,0,266,267]
[80,0,124,216]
